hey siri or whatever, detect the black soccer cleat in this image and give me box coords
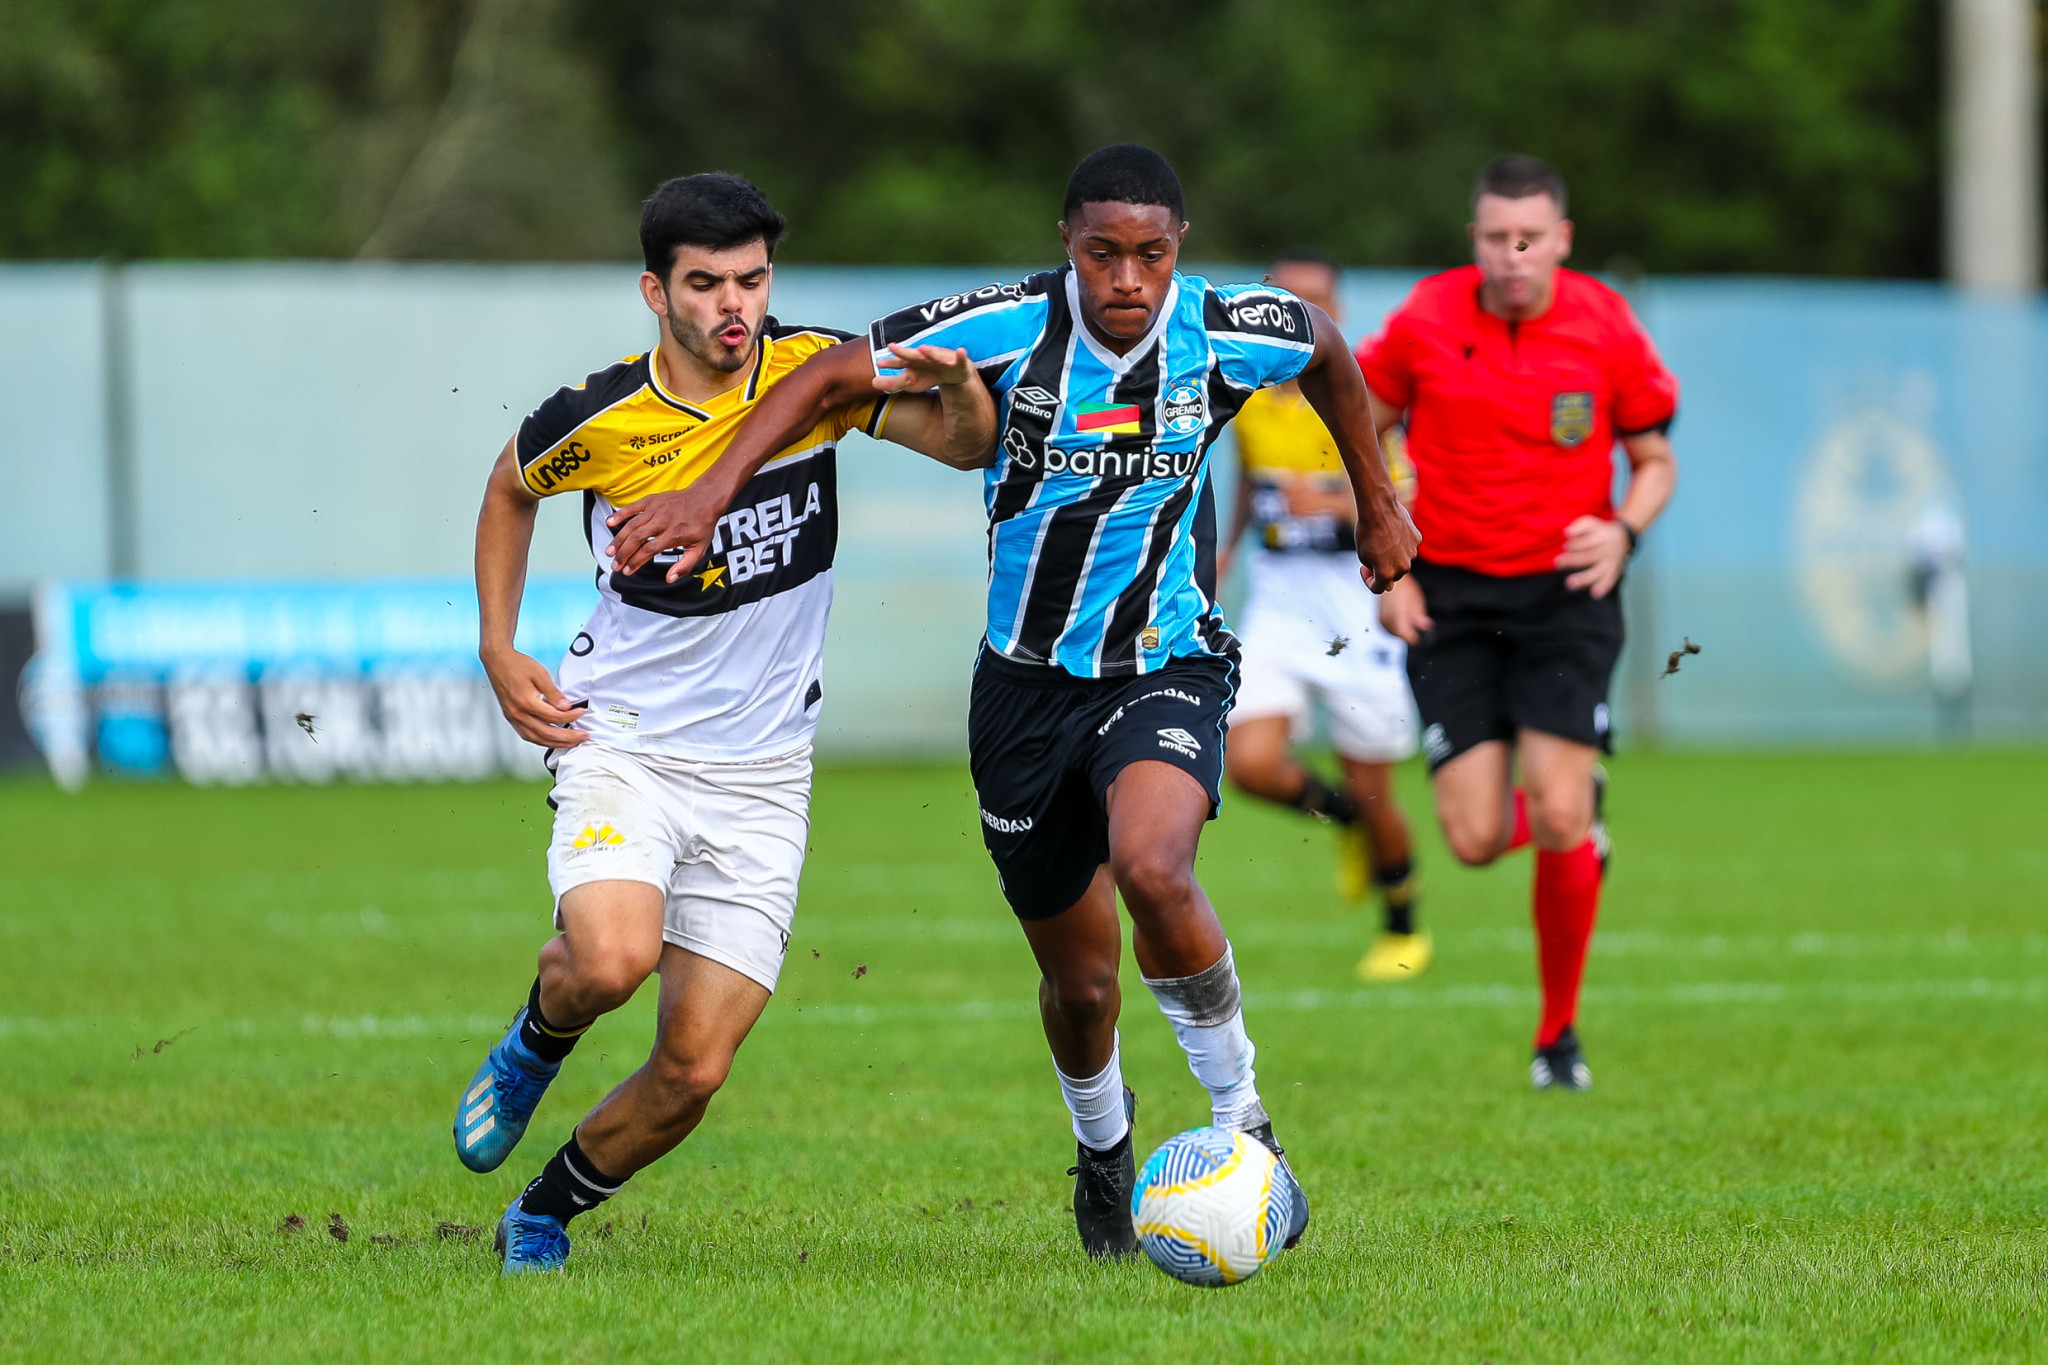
[1531,1025,1593,1091]
[1244,1120,1311,1251]
[1068,1086,1138,1258]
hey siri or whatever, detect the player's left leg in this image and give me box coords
[1340,758,1432,982]
[1504,569,1624,1090]
[498,945,771,1273]
[1518,729,1604,1090]
[1321,674,1428,981]
[1102,759,1309,1248]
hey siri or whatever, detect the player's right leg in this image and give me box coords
[1018,870,1142,1259]
[969,651,1143,1258]
[1428,741,1518,867]
[455,743,677,1172]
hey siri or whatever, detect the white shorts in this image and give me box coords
[1231,553,1419,764]
[543,741,812,992]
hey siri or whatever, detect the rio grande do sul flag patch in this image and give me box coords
[1074,402,1142,435]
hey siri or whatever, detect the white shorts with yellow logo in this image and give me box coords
[543,741,811,991]
[1232,551,1419,764]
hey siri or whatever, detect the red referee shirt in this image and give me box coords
[1357,265,1678,578]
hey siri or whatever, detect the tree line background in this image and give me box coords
[2,0,1950,275]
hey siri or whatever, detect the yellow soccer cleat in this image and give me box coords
[1356,930,1433,983]
[1334,824,1371,902]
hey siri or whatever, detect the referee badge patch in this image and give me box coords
[1551,392,1595,448]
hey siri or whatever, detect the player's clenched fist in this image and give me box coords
[1354,496,1420,593]
[481,645,588,747]
[605,488,720,581]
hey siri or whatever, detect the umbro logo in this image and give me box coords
[1011,386,1059,421]
[572,822,625,850]
[1156,727,1202,759]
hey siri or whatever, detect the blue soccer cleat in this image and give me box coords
[453,1008,561,1173]
[1245,1121,1311,1250]
[495,1198,571,1275]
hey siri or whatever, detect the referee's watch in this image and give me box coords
[1618,519,1640,555]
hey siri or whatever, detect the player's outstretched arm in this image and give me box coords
[604,340,994,582]
[871,344,999,472]
[476,439,588,746]
[1295,304,1420,592]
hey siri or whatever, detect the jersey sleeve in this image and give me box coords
[827,394,894,442]
[1202,283,1316,390]
[514,357,640,497]
[1355,298,1420,409]
[1606,305,1680,436]
[869,279,1046,393]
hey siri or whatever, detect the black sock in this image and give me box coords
[517,978,588,1063]
[518,1132,627,1225]
[1290,774,1358,825]
[1375,859,1418,936]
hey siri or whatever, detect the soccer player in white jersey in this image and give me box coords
[1218,249,1429,983]
[606,146,1420,1260]
[456,174,996,1274]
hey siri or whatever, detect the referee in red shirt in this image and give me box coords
[1358,155,1679,1090]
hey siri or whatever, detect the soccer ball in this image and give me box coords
[1131,1126,1293,1287]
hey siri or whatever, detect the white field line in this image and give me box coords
[777,975,2048,1026]
[794,921,2048,960]
[16,909,2021,962]
[9,977,2042,1040]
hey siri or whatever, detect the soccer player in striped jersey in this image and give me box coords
[605,145,1419,1259]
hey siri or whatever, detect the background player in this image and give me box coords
[1361,155,1679,1090]
[1217,248,1428,983]
[606,144,1419,1259]
[458,173,994,1273]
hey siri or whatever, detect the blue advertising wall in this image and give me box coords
[0,262,2041,778]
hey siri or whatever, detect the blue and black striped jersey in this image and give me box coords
[871,266,1315,677]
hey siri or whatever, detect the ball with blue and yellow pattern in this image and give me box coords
[1131,1126,1294,1286]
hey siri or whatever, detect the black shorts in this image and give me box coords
[969,647,1235,919]
[1405,558,1624,772]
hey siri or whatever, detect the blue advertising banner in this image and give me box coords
[26,578,597,787]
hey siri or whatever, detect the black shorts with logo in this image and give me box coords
[1405,558,1624,773]
[969,647,1235,920]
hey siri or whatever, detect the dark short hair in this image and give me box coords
[1271,245,1338,275]
[1062,143,1184,222]
[640,173,787,278]
[1471,155,1568,216]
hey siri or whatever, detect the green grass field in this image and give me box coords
[2,750,2045,1361]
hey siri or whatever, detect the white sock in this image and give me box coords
[1143,943,1268,1132]
[1054,1032,1130,1152]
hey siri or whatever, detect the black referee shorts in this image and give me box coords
[1405,558,1624,773]
[968,647,1235,920]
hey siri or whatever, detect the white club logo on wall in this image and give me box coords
[1794,406,1957,691]
[1161,381,1206,437]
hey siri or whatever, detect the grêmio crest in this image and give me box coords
[1550,392,1595,448]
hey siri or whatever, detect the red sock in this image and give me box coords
[1532,838,1603,1049]
[1506,788,1532,852]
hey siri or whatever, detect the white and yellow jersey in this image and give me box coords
[1231,385,1414,668]
[515,322,892,761]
